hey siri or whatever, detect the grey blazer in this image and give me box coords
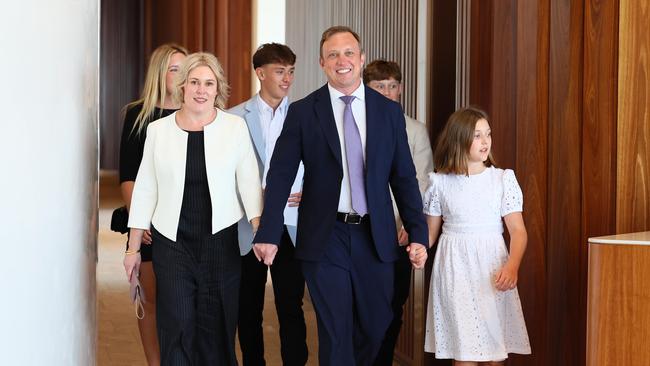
[228,96,300,255]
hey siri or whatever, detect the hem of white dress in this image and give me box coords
[430,348,531,362]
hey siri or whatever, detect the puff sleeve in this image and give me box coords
[422,172,442,216]
[501,169,523,216]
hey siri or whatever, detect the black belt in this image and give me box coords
[336,212,368,224]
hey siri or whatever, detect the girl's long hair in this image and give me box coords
[126,43,188,135]
[433,106,496,175]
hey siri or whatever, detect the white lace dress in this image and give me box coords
[422,167,531,361]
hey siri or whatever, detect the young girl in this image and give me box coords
[423,106,531,365]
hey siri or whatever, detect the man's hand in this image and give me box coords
[406,243,428,269]
[287,191,302,207]
[253,243,278,266]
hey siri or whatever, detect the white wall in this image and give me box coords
[0,1,99,364]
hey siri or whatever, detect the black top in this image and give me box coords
[119,103,176,183]
[177,131,213,246]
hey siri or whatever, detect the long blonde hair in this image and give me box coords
[433,106,496,175]
[127,43,188,135]
[173,52,230,110]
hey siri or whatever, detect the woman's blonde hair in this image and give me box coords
[127,43,188,135]
[433,106,496,175]
[172,52,230,110]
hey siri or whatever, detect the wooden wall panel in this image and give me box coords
[99,0,143,170]
[512,2,550,365]
[428,0,457,142]
[461,0,620,364]
[145,0,252,108]
[582,3,619,363]
[546,1,584,365]
[617,0,650,233]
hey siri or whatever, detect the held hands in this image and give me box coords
[494,262,519,291]
[406,243,428,269]
[287,191,302,207]
[253,243,278,266]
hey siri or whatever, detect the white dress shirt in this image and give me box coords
[256,94,289,188]
[327,83,367,213]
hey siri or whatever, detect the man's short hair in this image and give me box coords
[252,43,296,69]
[319,25,362,57]
[363,60,402,84]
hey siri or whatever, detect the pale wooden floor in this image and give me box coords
[97,171,319,365]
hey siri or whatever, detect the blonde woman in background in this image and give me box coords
[124,52,262,365]
[119,43,188,365]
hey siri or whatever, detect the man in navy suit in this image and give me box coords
[229,43,308,366]
[253,26,428,366]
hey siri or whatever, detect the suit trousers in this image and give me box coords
[374,249,412,365]
[238,226,308,366]
[302,220,394,366]
[152,224,240,366]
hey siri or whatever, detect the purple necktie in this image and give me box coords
[340,95,368,215]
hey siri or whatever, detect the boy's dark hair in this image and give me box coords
[252,43,296,69]
[363,60,402,84]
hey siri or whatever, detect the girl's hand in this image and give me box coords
[494,262,519,291]
[123,253,141,282]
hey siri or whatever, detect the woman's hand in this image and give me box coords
[124,228,144,281]
[124,252,141,282]
[494,262,519,291]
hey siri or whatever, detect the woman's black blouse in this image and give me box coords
[119,103,176,183]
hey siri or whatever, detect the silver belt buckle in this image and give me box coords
[347,213,361,224]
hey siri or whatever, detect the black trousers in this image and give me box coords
[152,224,240,366]
[238,227,308,366]
[374,249,412,365]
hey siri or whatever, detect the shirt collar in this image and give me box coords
[256,93,289,115]
[327,82,365,103]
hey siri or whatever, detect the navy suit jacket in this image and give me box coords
[253,84,427,262]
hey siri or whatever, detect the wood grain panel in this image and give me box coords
[583,1,618,247]
[617,0,650,233]
[144,0,252,108]
[490,0,517,170]
[546,1,585,365]
[468,0,493,112]
[511,1,549,365]
[428,0,457,146]
[100,0,143,170]
[586,243,650,365]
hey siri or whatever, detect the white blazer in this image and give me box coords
[128,110,263,242]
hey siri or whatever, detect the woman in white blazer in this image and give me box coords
[123,52,262,365]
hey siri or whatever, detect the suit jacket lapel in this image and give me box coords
[244,98,266,163]
[364,85,379,173]
[314,84,342,168]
